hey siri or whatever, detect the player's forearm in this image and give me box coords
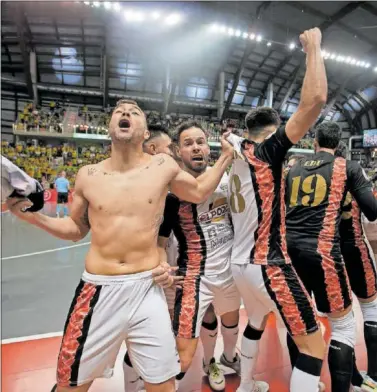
[196,153,232,203]
[300,44,327,110]
[29,213,86,241]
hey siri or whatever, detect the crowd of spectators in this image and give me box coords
[1,139,110,189]
[8,102,361,192]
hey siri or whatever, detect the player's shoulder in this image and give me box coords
[345,159,362,177]
[78,163,101,176]
[153,153,177,170]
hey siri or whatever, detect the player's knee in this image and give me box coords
[293,329,326,359]
[359,295,377,323]
[329,310,356,348]
[202,304,216,324]
[221,309,239,326]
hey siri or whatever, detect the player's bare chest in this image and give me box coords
[84,173,165,213]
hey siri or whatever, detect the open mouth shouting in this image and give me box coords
[192,155,205,163]
[118,118,131,131]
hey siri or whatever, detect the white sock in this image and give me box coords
[200,320,218,366]
[123,354,142,392]
[290,353,323,392]
[221,322,239,361]
[239,333,260,386]
[291,367,321,392]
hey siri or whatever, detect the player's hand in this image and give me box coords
[300,27,322,53]
[220,130,234,159]
[6,197,36,222]
[152,263,184,289]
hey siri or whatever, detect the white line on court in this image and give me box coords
[2,242,90,260]
[1,331,63,344]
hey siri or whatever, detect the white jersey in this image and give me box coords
[159,172,233,276]
[227,133,259,265]
[227,129,293,265]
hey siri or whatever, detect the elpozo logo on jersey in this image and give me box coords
[198,197,229,224]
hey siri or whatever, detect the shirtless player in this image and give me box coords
[7,99,234,392]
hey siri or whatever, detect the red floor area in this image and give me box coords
[2,309,367,392]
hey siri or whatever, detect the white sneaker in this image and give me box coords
[204,358,226,391]
[237,380,269,392]
[220,352,241,375]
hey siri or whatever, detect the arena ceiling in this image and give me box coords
[1,1,377,132]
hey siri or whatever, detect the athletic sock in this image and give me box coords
[328,340,354,392]
[239,324,263,386]
[290,353,323,392]
[221,321,239,362]
[351,352,364,387]
[364,321,377,381]
[287,332,300,368]
[63,206,68,216]
[123,351,142,392]
[175,370,186,390]
[200,319,218,366]
[360,298,377,382]
[56,204,61,216]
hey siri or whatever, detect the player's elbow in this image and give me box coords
[191,191,210,204]
[313,93,327,106]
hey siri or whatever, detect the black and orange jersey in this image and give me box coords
[286,151,377,252]
[227,127,293,265]
[158,174,233,277]
[339,192,362,244]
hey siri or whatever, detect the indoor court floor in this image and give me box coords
[1,207,369,392]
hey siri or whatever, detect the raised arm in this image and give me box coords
[169,132,233,203]
[7,167,90,241]
[285,28,327,144]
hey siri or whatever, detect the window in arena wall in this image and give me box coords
[225,79,247,105]
[186,77,210,101]
[52,47,84,85]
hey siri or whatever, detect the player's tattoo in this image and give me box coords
[157,156,165,166]
[88,168,98,176]
[80,206,91,229]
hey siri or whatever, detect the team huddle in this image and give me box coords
[7,28,377,392]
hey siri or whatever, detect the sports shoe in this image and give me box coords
[237,380,270,392]
[203,358,226,391]
[360,371,377,392]
[220,352,241,375]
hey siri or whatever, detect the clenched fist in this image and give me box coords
[300,27,322,53]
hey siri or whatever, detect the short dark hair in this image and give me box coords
[245,107,281,134]
[176,120,207,144]
[315,122,341,149]
[115,99,138,109]
[145,124,169,143]
[335,140,348,159]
